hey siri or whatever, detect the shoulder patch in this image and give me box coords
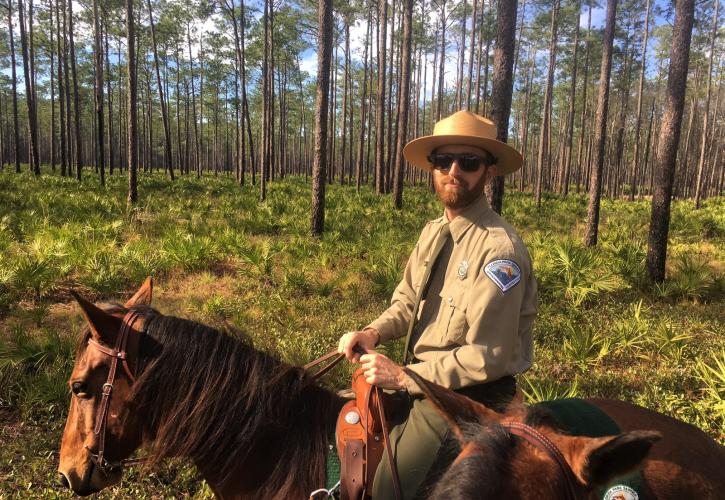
[484,259,521,293]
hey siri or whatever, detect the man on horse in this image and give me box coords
[338,110,538,498]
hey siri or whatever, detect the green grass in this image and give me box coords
[0,169,723,497]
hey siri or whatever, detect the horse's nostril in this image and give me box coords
[57,473,70,488]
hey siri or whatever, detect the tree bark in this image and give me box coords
[66,0,81,178]
[311,0,333,236]
[534,0,559,207]
[487,0,517,214]
[628,0,651,201]
[584,0,618,247]
[393,0,413,209]
[375,0,388,194]
[127,0,138,205]
[92,0,104,185]
[6,1,21,173]
[147,0,174,180]
[17,0,40,175]
[646,0,695,281]
[694,0,719,208]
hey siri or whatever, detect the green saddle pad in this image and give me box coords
[537,398,645,500]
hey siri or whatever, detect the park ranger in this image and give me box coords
[338,110,538,499]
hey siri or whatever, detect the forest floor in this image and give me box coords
[0,169,723,498]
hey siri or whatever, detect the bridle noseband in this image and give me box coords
[503,421,580,500]
[84,310,147,474]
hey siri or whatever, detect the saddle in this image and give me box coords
[335,369,404,500]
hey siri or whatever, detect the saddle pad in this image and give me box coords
[536,398,645,500]
[326,441,341,490]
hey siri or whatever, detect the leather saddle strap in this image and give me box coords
[363,386,401,500]
[304,349,345,381]
[504,421,578,500]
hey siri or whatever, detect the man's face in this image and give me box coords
[431,145,496,210]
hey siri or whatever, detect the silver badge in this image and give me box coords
[457,260,469,280]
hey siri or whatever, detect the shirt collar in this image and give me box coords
[442,196,492,242]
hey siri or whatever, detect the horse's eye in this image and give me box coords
[71,381,88,396]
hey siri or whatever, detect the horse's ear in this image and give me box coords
[125,276,153,308]
[565,431,661,486]
[404,369,502,442]
[72,291,122,344]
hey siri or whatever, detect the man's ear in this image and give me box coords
[125,276,153,308]
[72,292,122,345]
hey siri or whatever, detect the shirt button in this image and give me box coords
[448,296,453,304]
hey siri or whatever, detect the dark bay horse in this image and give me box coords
[407,369,725,499]
[59,279,725,499]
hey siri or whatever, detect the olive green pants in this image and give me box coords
[371,397,450,500]
[371,376,516,499]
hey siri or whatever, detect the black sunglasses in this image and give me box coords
[427,151,497,172]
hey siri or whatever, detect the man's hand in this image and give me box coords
[338,328,380,362]
[359,352,406,391]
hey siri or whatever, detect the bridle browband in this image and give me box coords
[502,421,580,500]
[85,309,147,474]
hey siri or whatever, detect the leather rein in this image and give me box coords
[84,310,147,474]
[304,349,402,500]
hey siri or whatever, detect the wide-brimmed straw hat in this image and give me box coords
[403,110,523,175]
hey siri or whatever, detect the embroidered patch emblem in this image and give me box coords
[603,485,638,500]
[484,259,521,292]
[457,260,469,280]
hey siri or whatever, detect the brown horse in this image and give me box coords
[58,278,343,498]
[406,369,725,499]
[59,279,725,499]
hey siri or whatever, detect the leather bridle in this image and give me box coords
[84,309,147,474]
[503,421,580,500]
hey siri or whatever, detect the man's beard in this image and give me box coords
[434,172,488,210]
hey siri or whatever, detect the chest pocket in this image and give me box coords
[438,283,469,344]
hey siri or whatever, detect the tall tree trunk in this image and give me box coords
[260,0,270,198]
[7,1,21,173]
[694,0,719,208]
[487,0,518,214]
[17,0,40,175]
[436,1,447,121]
[187,24,200,177]
[92,0,105,185]
[68,0,81,179]
[127,0,138,205]
[375,0,388,193]
[465,0,478,110]
[392,0,413,209]
[575,4,591,194]
[49,0,55,171]
[105,21,114,175]
[561,0,581,196]
[455,0,466,110]
[355,6,372,192]
[584,0,618,247]
[311,0,333,236]
[646,0,695,281]
[628,0,651,201]
[534,0,559,207]
[147,0,174,180]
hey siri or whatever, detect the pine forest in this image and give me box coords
[0,0,723,496]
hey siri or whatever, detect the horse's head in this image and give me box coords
[405,370,662,500]
[58,278,154,495]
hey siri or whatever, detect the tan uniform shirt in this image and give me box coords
[367,196,537,395]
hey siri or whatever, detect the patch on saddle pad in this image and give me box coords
[536,398,645,500]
